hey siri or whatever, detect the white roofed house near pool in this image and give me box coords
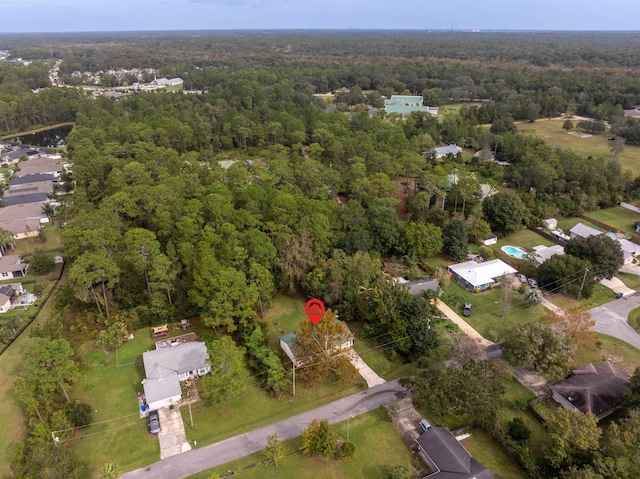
[448,259,517,292]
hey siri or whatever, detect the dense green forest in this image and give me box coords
[4,31,640,479]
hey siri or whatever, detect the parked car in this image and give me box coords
[528,278,539,288]
[517,273,527,283]
[463,303,472,317]
[148,410,161,434]
[419,418,432,432]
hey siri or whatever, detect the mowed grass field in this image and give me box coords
[517,119,640,176]
[585,206,640,234]
[186,408,416,479]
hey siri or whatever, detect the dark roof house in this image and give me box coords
[416,427,494,479]
[550,362,631,420]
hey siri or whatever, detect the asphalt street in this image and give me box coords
[121,379,408,479]
[589,293,640,350]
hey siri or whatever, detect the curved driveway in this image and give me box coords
[588,294,640,350]
[121,380,408,479]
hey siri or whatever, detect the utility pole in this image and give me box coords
[578,267,590,300]
[292,362,296,397]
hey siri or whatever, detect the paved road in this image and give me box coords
[121,380,408,479]
[588,294,640,350]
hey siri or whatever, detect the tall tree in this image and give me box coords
[544,408,601,471]
[541,306,596,342]
[482,191,526,235]
[442,220,468,261]
[564,235,624,280]
[292,309,357,384]
[201,336,248,404]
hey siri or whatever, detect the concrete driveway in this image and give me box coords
[157,407,191,460]
[600,277,635,297]
[588,294,640,350]
[349,353,385,387]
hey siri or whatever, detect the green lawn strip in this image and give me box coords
[585,206,640,234]
[572,333,640,375]
[544,281,614,311]
[517,120,640,177]
[262,292,306,349]
[0,278,60,477]
[422,253,452,270]
[497,378,546,454]
[629,306,640,331]
[617,272,640,291]
[71,346,157,477]
[186,408,415,479]
[442,281,544,340]
[348,321,417,380]
[555,216,599,233]
[182,377,364,448]
[495,228,555,251]
[460,429,528,479]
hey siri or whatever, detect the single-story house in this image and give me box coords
[550,362,630,420]
[0,283,23,313]
[0,255,28,278]
[1,192,51,207]
[153,77,184,87]
[569,222,601,239]
[431,144,463,159]
[473,150,495,161]
[280,321,354,367]
[401,278,441,297]
[16,156,63,177]
[570,222,640,263]
[448,259,517,291]
[533,244,565,264]
[384,95,439,117]
[482,236,498,246]
[142,340,210,410]
[0,218,42,239]
[542,218,558,230]
[416,427,494,479]
[10,173,57,187]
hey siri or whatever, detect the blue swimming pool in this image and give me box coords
[501,245,526,259]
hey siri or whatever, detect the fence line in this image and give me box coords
[0,261,65,356]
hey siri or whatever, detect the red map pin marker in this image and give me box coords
[305,298,325,325]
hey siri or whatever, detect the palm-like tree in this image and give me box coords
[42,203,55,221]
[525,288,543,308]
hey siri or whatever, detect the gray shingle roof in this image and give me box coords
[551,362,630,417]
[416,427,494,479]
[142,341,209,377]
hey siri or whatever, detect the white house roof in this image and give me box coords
[535,245,565,263]
[141,366,181,405]
[142,341,209,377]
[449,259,517,287]
[569,222,601,238]
[433,144,462,158]
[618,238,640,255]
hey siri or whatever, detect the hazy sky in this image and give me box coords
[2,0,639,33]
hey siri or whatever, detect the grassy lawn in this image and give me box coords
[349,321,417,380]
[262,292,307,349]
[186,408,415,479]
[442,281,545,341]
[555,216,599,234]
[461,429,528,479]
[629,306,640,331]
[497,378,546,453]
[495,228,555,251]
[545,281,615,310]
[586,206,640,234]
[517,119,640,176]
[183,375,364,448]
[572,333,640,375]
[0,272,62,477]
[71,346,157,478]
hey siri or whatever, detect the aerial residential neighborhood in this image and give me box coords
[4,19,640,479]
